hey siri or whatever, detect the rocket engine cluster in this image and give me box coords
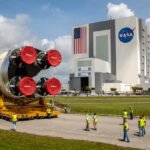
[0,46,62,102]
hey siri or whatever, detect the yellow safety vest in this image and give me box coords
[123,111,128,118]
[93,115,98,123]
[12,114,17,122]
[86,116,91,124]
[139,118,145,127]
[124,122,129,131]
[46,108,51,114]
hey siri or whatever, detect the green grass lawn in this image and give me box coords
[0,130,140,150]
[46,96,150,117]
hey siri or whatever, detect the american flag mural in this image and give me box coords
[74,26,87,54]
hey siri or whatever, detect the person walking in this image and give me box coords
[129,107,133,120]
[12,112,17,131]
[123,109,128,124]
[93,113,98,130]
[123,120,130,142]
[85,114,91,131]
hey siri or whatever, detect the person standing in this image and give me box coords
[93,113,98,130]
[123,110,128,124]
[85,114,91,131]
[142,115,146,135]
[46,107,51,118]
[123,120,130,142]
[12,112,17,131]
[138,116,144,136]
[129,107,133,120]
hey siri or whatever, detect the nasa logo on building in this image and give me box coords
[118,27,135,43]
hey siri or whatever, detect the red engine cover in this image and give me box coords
[18,77,36,96]
[47,50,62,67]
[45,78,61,95]
[19,46,37,64]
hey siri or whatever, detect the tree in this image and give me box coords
[131,86,137,93]
[110,88,117,92]
[131,86,143,94]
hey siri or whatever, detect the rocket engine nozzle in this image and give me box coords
[37,77,61,96]
[9,76,36,96]
[9,46,37,66]
[19,46,37,64]
[47,50,62,67]
[37,49,62,69]
[0,46,62,100]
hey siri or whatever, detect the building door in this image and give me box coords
[81,77,89,91]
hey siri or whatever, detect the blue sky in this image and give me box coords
[0,0,150,40]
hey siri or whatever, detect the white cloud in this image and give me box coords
[146,18,150,26]
[107,2,134,19]
[23,37,55,50]
[54,36,72,62]
[0,14,30,50]
[41,3,62,17]
[41,4,50,11]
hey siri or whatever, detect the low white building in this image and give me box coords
[102,83,131,93]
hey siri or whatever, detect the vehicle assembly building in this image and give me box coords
[69,16,150,93]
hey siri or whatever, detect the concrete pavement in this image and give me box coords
[0,114,149,150]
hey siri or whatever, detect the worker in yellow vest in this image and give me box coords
[123,120,130,142]
[123,109,128,124]
[85,114,91,131]
[93,113,98,130]
[138,116,145,136]
[46,108,51,119]
[12,112,17,131]
[142,115,146,135]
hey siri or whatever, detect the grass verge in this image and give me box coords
[0,130,140,150]
[45,96,150,117]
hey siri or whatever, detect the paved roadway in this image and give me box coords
[0,114,149,150]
